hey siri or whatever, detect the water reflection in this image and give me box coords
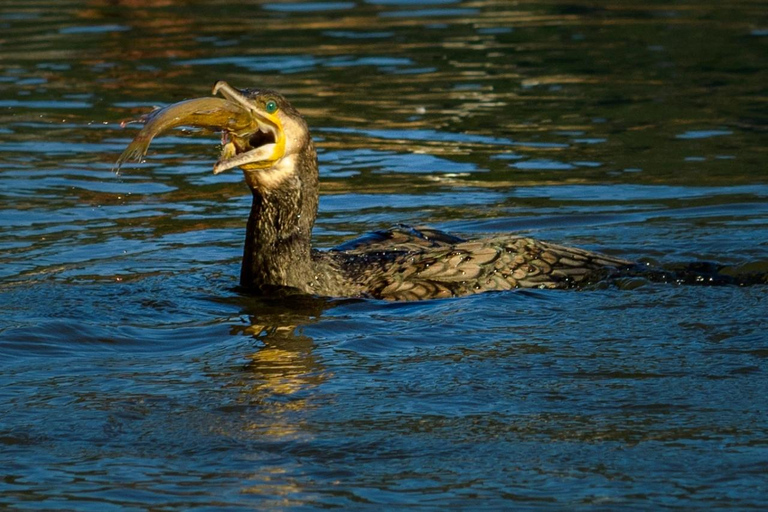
[225,295,339,439]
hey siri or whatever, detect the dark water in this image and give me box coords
[1,0,767,509]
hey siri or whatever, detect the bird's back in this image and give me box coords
[328,226,634,301]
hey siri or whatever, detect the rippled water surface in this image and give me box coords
[1,0,767,509]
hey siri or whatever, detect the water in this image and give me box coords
[1,0,767,508]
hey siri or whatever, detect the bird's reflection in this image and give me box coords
[224,293,351,439]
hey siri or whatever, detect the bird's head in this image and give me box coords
[212,81,313,191]
[114,81,315,193]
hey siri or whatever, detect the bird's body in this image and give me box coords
[318,226,630,300]
[116,82,635,300]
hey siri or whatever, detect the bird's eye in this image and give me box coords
[265,100,278,114]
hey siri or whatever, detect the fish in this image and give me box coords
[113,97,256,174]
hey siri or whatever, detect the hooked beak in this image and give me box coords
[113,81,288,176]
[211,81,286,175]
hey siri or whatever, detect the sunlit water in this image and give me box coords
[1,0,767,509]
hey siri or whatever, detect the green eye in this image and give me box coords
[265,100,278,114]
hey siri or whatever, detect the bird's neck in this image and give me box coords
[239,142,320,292]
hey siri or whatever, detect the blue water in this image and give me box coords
[1,0,767,509]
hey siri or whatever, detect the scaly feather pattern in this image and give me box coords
[328,226,633,301]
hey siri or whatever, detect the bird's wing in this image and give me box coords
[332,225,465,253]
[335,233,634,301]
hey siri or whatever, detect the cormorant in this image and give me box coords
[115,81,635,300]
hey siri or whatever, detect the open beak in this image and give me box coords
[211,81,286,175]
[114,81,286,175]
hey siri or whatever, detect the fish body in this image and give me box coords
[113,97,255,173]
